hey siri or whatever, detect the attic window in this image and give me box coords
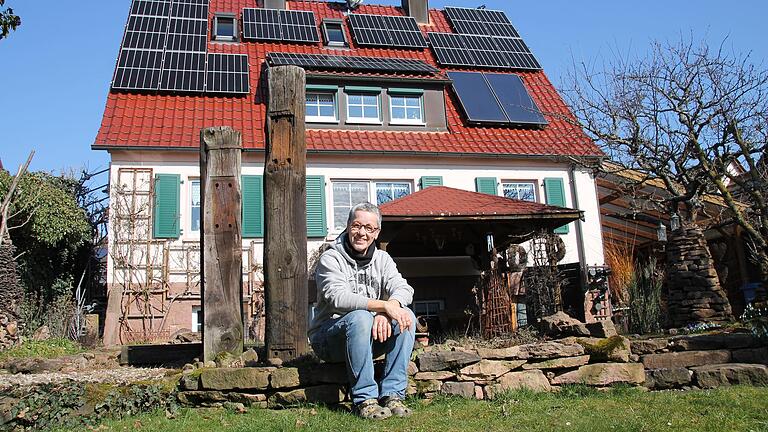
[214,13,237,42]
[322,19,347,47]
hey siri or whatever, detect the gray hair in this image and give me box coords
[347,202,382,228]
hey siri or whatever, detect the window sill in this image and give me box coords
[390,120,426,126]
[346,119,383,125]
[307,117,339,124]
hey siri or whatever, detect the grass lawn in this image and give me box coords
[53,385,768,432]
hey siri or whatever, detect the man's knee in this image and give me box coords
[344,310,374,337]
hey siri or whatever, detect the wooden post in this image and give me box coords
[200,126,243,362]
[264,65,309,361]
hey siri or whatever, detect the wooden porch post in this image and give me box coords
[264,65,309,361]
[200,126,244,362]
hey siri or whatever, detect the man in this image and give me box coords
[309,202,416,420]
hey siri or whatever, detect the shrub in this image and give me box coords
[628,258,663,334]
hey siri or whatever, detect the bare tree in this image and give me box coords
[564,36,768,289]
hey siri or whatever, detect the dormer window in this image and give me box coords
[322,19,347,47]
[214,13,237,42]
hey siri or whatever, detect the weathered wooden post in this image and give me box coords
[200,126,243,362]
[264,65,309,361]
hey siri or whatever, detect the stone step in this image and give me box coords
[690,363,768,388]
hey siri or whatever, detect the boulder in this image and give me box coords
[270,367,300,389]
[585,320,618,338]
[565,336,630,363]
[6,357,66,374]
[199,367,271,391]
[691,363,768,388]
[476,346,526,360]
[538,312,589,337]
[670,333,757,351]
[415,371,456,380]
[31,326,50,341]
[457,360,526,381]
[630,338,669,355]
[731,347,768,365]
[644,368,692,390]
[641,350,731,369]
[522,355,590,370]
[179,373,201,391]
[268,384,346,407]
[417,350,481,372]
[240,348,259,367]
[550,363,645,386]
[440,381,475,398]
[485,370,552,398]
[519,341,585,360]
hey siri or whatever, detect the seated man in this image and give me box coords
[309,202,416,420]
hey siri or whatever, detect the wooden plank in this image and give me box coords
[120,342,202,366]
[200,126,244,362]
[264,65,309,361]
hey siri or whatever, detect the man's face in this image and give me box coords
[347,210,380,253]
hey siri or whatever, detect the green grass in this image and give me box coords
[52,385,768,432]
[0,338,83,362]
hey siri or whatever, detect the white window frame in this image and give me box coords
[189,178,201,235]
[213,13,237,42]
[389,93,424,125]
[413,300,445,318]
[346,90,382,124]
[321,18,347,47]
[330,179,413,232]
[306,91,338,123]
[192,306,202,333]
[502,180,538,202]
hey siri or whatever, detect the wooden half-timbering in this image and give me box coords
[200,126,244,362]
[264,65,309,361]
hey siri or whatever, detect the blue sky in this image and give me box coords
[1,0,766,174]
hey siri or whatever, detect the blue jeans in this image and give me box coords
[310,309,416,405]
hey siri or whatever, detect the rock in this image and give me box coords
[519,341,585,360]
[415,371,456,380]
[476,346,526,360]
[550,363,645,386]
[241,349,259,367]
[669,333,757,351]
[415,379,442,394]
[199,367,271,391]
[179,374,201,391]
[522,355,590,370]
[407,361,418,376]
[204,361,216,368]
[267,357,283,367]
[172,331,201,343]
[268,385,346,407]
[215,352,240,368]
[417,350,481,372]
[731,347,768,365]
[539,312,589,337]
[440,381,475,398]
[5,322,17,337]
[641,350,731,369]
[31,326,50,341]
[177,390,227,405]
[565,336,630,363]
[270,367,300,389]
[485,370,552,398]
[474,385,484,400]
[6,358,66,374]
[457,360,526,381]
[644,368,692,390]
[691,363,768,388]
[585,320,618,338]
[630,338,669,355]
[226,393,267,406]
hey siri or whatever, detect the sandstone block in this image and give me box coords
[268,384,346,407]
[485,370,552,398]
[474,385,484,400]
[586,320,618,338]
[550,363,645,386]
[731,347,768,365]
[177,390,227,405]
[179,373,200,391]
[408,361,418,376]
[669,333,757,351]
[641,350,731,369]
[417,350,481,371]
[476,346,526,360]
[270,367,300,389]
[522,355,590,370]
[457,359,525,381]
[226,393,268,406]
[644,368,692,389]
[240,348,259,367]
[440,381,475,398]
[415,371,456,380]
[415,379,442,394]
[518,341,585,360]
[691,363,768,388]
[199,367,271,391]
[538,311,590,337]
[296,363,348,385]
[630,338,669,355]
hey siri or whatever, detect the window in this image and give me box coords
[306,92,337,123]
[321,19,347,47]
[503,181,536,202]
[214,14,237,42]
[515,302,528,327]
[388,89,424,125]
[346,88,381,124]
[192,307,202,333]
[413,300,444,318]
[190,179,201,233]
[332,180,412,230]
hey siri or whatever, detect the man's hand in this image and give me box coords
[372,314,391,342]
[383,299,412,333]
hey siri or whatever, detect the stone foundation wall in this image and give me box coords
[176,331,767,408]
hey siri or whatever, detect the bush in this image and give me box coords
[0,337,82,362]
[628,258,663,334]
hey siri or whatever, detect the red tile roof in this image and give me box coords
[94,0,601,158]
[380,186,582,220]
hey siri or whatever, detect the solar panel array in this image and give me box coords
[113,0,250,95]
[242,8,319,43]
[444,7,519,38]
[267,52,439,74]
[448,71,547,126]
[347,14,427,48]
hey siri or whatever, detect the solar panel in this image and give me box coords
[444,6,520,38]
[448,71,508,123]
[267,52,438,74]
[159,51,206,92]
[206,53,250,94]
[242,8,318,43]
[170,1,208,19]
[484,73,547,125]
[347,14,427,48]
[429,33,541,70]
[113,49,164,90]
[427,32,473,66]
[123,16,168,50]
[166,19,207,51]
[131,0,171,18]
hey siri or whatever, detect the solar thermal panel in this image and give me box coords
[484,73,546,125]
[448,71,508,123]
[206,53,250,94]
[267,52,438,74]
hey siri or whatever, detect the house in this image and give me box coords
[93,0,606,345]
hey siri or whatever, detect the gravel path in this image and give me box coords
[0,367,174,390]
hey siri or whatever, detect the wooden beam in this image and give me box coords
[264,65,309,361]
[200,126,243,362]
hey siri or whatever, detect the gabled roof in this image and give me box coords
[380,186,582,221]
[94,0,601,158]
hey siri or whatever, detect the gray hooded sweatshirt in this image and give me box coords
[308,232,414,338]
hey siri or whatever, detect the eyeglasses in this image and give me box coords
[349,223,379,234]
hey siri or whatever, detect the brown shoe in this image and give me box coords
[355,399,392,420]
[380,396,412,418]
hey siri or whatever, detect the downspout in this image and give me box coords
[568,164,587,288]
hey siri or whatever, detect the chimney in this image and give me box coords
[401,0,429,24]
[263,0,286,9]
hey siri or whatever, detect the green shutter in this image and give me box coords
[419,176,443,189]
[242,175,264,238]
[153,174,180,239]
[475,177,498,195]
[306,175,327,238]
[544,177,569,234]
